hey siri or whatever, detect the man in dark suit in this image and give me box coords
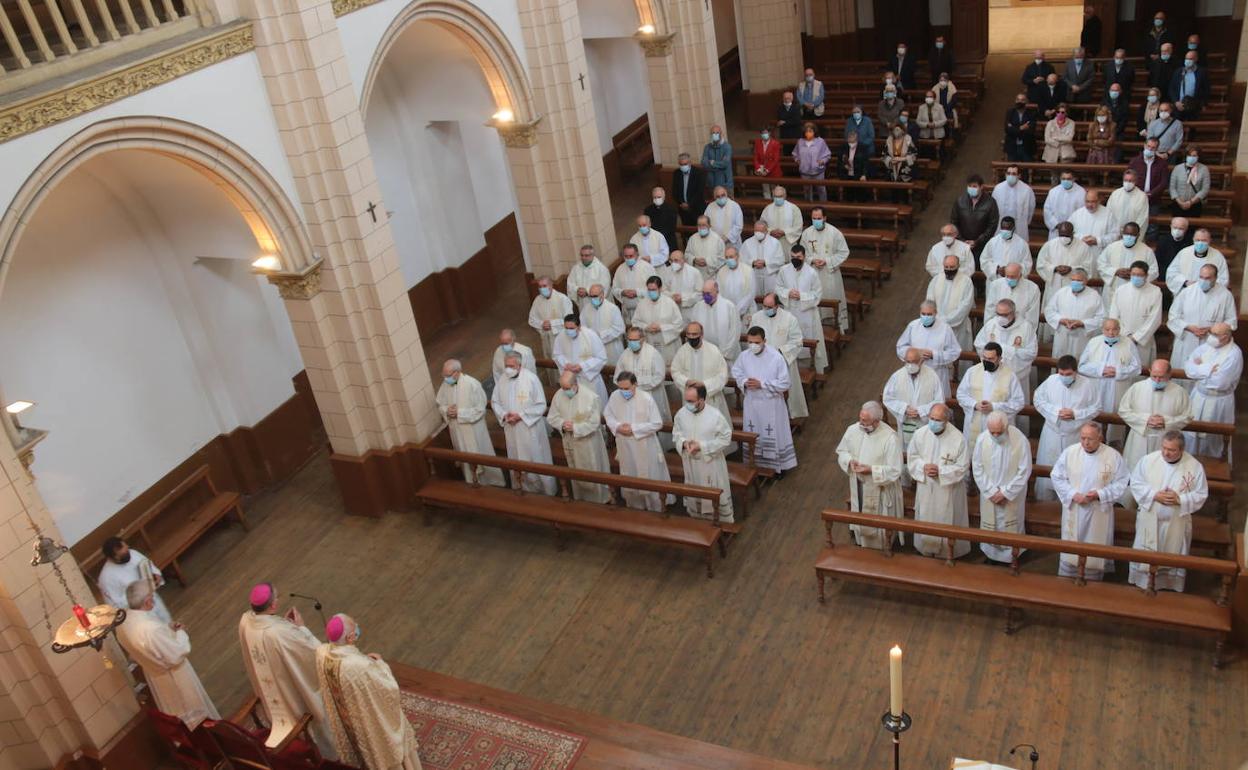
[928,35,954,82]
[1064,47,1095,103]
[886,42,917,91]
[1004,93,1036,162]
[1154,215,1193,311]
[1148,43,1177,89]
[644,186,679,251]
[1080,5,1102,57]
[1021,51,1054,104]
[1169,51,1210,120]
[1035,74,1068,119]
[1144,10,1173,61]
[671,153,707,226]
[776,90,802,140]
[1103,49,1135,93]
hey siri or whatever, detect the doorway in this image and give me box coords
[988,0,1083,53]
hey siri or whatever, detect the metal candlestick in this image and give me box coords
[880,711,911,770]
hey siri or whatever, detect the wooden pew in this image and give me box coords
[612,115,654,177]
[78,466,248,586]
[418,444,731,576]
[815,509,1236,667]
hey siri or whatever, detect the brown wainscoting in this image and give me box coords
[804,32,865,67]
[743,89,783,132]
[70,374,322,562]
[602,145,622,191]
[98,710,165,770]
[1231,173,1248,222]
[408,213,524,345]
[329,428,451,517]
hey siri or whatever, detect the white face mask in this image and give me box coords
[1159,110,1170,120]
[653,197,664,206]
[1171,227,1186,240]
[504,366,519,378]
[748,342,763,355]
[1209,336,1225,349]
[754,231,766,242]
[1060,235,1073,246]
[941,235,955,247]
[1123,181,1135,192]
[905,362,921,375]
[1096,115,1107,124]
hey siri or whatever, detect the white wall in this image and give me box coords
[363,21,520,286]
[578,0,640,37]
[584,38,651,155]
[0,152,303,544]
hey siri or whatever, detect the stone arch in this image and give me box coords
[359,0,537,122]
[634,0,669,34]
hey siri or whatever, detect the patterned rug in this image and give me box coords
[402,691,586,770]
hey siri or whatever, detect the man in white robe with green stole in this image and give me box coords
[553,314,608,405]
[836,402,904,550]
[604,372,671,512]
[1033,356,1101,500]
[435,360,504,487]
[906,404,970,559]
[611,245,656,325]
[971,412,1032,563]
[750,294,809,420]
[316,614,422,770]
[1077,319,1140,445]
[617,329,672,426]
[490,354,558,496]
[527,276,574,362]
[1128,432,1207,592]
[671,323,730,423]
[798,208,849,329]
[956,343,1024,447]
[633,275,685,363]
[1183,323,1241,458]
[579,285,625,363]
[567,244,612,310]
[882,347,943,487]
[732,327,796,474]
[673,383,735,523]
[546,372,611,504]
[659,251,702,323]
[1051,424,1130,580]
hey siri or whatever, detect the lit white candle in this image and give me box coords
[889,645,903,716]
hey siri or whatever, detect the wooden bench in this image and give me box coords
[418,444,730,576]
[612,114,653,178]
[815,509,1236,667]
[79,465,247,586]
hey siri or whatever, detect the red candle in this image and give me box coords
[72,604,91,629]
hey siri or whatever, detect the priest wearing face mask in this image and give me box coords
[1107,170,1149,233]
[1078,318,1140,444]
[1167,264,1238,368]
[986,262,1040,334]
[1033,355,1100,500]
[659,251,702,322]
[979,216,1031,279]
[491,328,536,382]
[1096,222,1156,312]
[436,359,505,487]
[1183,323,1241,458]
[896,300,961,396]
[1128,432,1207,592]
[528,276,574,363]
[732,327,796,476]
[490,351,557,495]
[751,293,809,421]
[971,411,1032,563]
[567,245,611,309]
[924,223,973,277]
[616,327,672,428]
[545,370,611,503]
[715,246,757,324]
[1068,190,1118,262]
[1051,423,1129,580]
[671,322,730,422]
[907,403,970,559]
[926,253,975,349]
[836,401,904,549]
[629,214,669,268]
[1108,261,1163,364]
[1165,228,1228,295]
[1119,359,1192,487]
[553,314,608,405]
[974,299,1037,398]
[611,244,656,325]
[703,185,743,249]
[1035,222,1092,311]
[673,382,735,522]
[883,347,943,486]
[605,371,672,512]
[991,165,1034,240]
[1044,267,1103,360]
[686,215,725,280]
[949,174,999,263]
[957,342,1025,446]
[1042,171,1084,240]
[644,187,679,251]
[671,152,707,226]
[799,207,849,330]
[632,275,684,364]
[579,284,624,362]
[776,244,827,373]
[1154,216,1192,284]
[690,279,742,369]
[761,185,803,254]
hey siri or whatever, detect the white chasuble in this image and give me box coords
[1128,452,1207,592]
[686,232,726,280]
[1119,380,1191,471]
[528,290,574,360]
[1096,242,1158,310]
[882,365,943,483]
[567,259,612,308]
[800,224,850,328]
[436,375,505,487]
[580,300,625,362]
[971,428,1031,562]
[1108,283,1162,366]
[974,318,1037,396]
[1166,284,1237,367]
[316,644,423,770]
[672,342,730,422]
[776,263,828,371]
[1044,286,1104,360]
[545,387,611,503]
[906,424,970,558]
[1037,238,1096,307]
[239,612,337,756]
[491,342,536,382]
[955,364,1024,445]
[741,234,785,296]
[714,263,757,323]
[1032,374,1100,499]
[896,319,962,396]
[605,389,671,512]
[552,327,608,404]
[1078,336,1141,443]
[762,199,804,253]
[926,273,975,349]
[1051,444,1129,579]
[691,297,742,368]
[660,263,703,321]
[836,423,904,549]
[632,294,685,363]
[731,346,796,472]
[617,342,673,425]
[490,369,558,495]
[611,260,657,324]
[1184,342,1242,458]
[673,404,735,522]
[750,307,809,419]
[117,610,218,729]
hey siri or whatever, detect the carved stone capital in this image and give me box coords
[636,32,675,57]
[493,118,541,148]
[266,260,323,300]
[332,0,380,15]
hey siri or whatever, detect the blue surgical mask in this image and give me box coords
[1006,278,1019,289]
[627,339,641,352]
[1147,94,1158,104]
[813,219,825,230]
[1059,374,1075,387]
[1109,90,1119,100]
[1006,174,1019,185]
[852,112,862,121]
[765,307,777,317]
[761,132,770,141]
[1184,58,1196,68]
[679,163,691,173]
[639,226,650,235]
[920,314,935,327]
[590,296,603,308]
[1154,18,1163,27]
[1000,230,1013,240]
[716,196,728,207]
[563,388,577,398]
[1194,241,1210,255]
[1130,275,1146,288]
[444,376,457,385]
[1151,379,1166,391]
[620,389,634,400]
[1188,42,1198,50]
[698,227,710,237]
[684,402,698,413]
[1161,53,1171,62]
[936,41,944,49]
[1070,280,1085,292]
[539,286,552,298]
[1199,279,1213,292]
[353,624,361,643]
[967,186,979,198]
[1060,179,1073,190]
[928,420,945,434]
[501,343,514,353]
[1143,149,1155,159]
[647,289,660,301]
[711,132,722,142]
[626,257,637,267]
[565,328,578,338]
[1104,335,1119,345]
[725,258,737,269]
[1186,155,1198,166]
[1122,234,1138,248]
[1073,58,1083,66]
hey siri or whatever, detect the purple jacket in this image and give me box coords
[793,137,832,176]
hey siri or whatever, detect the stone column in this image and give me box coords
[241,0,441,516]
[0,436,136,768]
[512,0,617,280]
[638,0,725,166]
[736,0,804,92]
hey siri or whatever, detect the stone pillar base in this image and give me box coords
[329,445,428,517]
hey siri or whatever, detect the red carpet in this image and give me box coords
[403,691,586,770]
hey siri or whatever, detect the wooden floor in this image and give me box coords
[161,55,1248,770]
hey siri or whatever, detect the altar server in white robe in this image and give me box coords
[704,186,743,249]
[1165,229,1229,295]
[316,615,423,770]
[1033,356,1101,499]
[1108,261,1163,364]
[239,583,336,757]
[972,412,1032,563]
[1078,319,1141,444]
[836,402,904,549]
[974,299,1037,397]
[762,186,804,253]
[673,383,735,522]
[491,329,535,381]
[985,263,1041,333]
[1184,323,1241,458]
[687,216,726,280]
[118,581,218,729]
[436,360,505,487]
[883,348,944,485]
[671,323,731,422]
[1128,432,1208,592]
[742,220,786,296]
[617,328,673,427]
[732,327,797,474]
[926,254,975,349]
[659,251,702,322]
[546,371,611,503]
[490,354,558,495]
[1120,359,1192,485]
[979,217,1033,278]
[896,300,962,396]
[800,208,850,328]
[553,314,608,404]
[528,276,574,361]
[579,285,625,362]
[992,167,1035,241]
[691,279,742,369]
[1051,423,1129,580]
[1097,223,1157,310]
[605,372,671,512]
[957,343,1024,445]
[629,214,669,267]
[633,275,685,363]
[98,538,169,622]
[1036,222,1096,309]
[1045,268,1104,360]
[907,404,970,558]
[1068,190,1118,263]
[1042,172,1086,240]
[925,224,974,276]
[715,247,757,323]
[611,245,656,325]
[567,245,612,309]
[777,245,828,372]
[1107,170,1150,232]
[750,294,809,420]
[1167,265,1238,367]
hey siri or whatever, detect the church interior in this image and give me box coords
[0,0,1246,768]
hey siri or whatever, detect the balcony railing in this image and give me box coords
[0,1,209,87]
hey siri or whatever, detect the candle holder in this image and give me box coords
[880,711,911,770]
